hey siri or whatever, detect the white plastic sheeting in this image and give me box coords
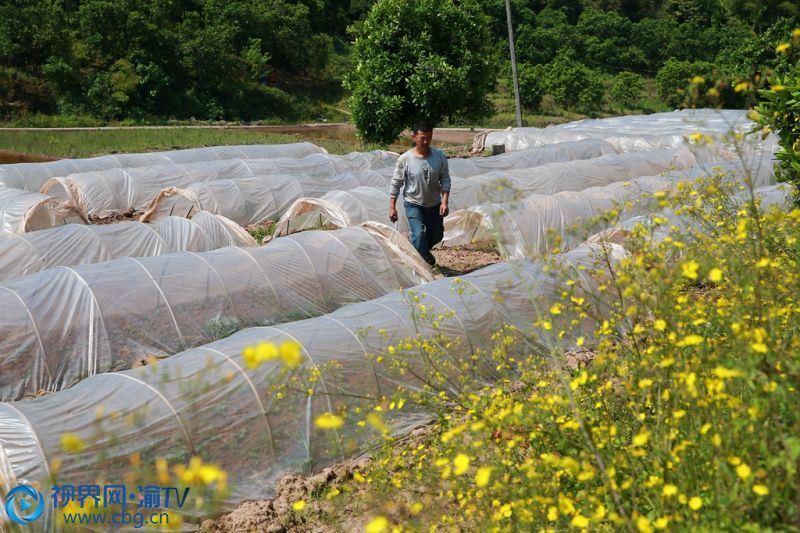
[0,224,431,400]
[0,187,85,233]
[482,109,756,151]
[449,138,617,177]
[0,143,326,192]
[272,176,486,237]
[42,151,397,219]
[273,147,701,238]
[0,241,618,524]
[464,146,704,200]
[444,160,778,259]
[275,186,405,237]
[140,170,392,225]
[0,211,255,282]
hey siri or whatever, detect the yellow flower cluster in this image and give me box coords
[242,340,303,369]
[327,177,797,531]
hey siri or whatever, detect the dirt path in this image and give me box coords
[0,124,491,145]
[0,149,59,164]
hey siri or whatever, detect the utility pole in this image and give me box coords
[505,0,523,127]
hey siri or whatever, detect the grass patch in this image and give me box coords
[0,127,391,158]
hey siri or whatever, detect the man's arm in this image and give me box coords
[439,153,451,217]
[389,157,405,223]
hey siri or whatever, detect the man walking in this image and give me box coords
[389,120,451,266]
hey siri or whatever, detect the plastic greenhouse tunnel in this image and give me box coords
[0,143,326,192]
[0,186,85,233]
[0,223,431,401]
[139,170,392,226]
[448,138,618,177]
[41,151,397,219]
[480,109,760,151]
[0,240,622,527]
[0,211,255,283]
[444,160,779,260]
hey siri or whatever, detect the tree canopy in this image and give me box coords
[0,0,797,123]
[344,0,497,144]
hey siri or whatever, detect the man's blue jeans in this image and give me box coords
[404,202,443,260]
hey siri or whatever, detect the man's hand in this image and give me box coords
[389,205,398,223]
[439,202,449,217]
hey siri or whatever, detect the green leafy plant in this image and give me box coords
[610,71,644,110]
[539,51,605,113]
[344,0,498,144]
[754,28,800,204]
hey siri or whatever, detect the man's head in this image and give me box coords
[412,120,434,155]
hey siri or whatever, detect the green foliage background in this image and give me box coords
[0,0,797,127]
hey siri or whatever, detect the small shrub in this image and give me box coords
[540,52,605,113]
[610,71,644,110]
[512,63,545,113]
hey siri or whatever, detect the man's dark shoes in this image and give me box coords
[424,252,436,266]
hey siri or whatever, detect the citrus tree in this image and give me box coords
[344,0,498,144]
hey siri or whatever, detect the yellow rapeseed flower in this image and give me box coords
[571,514,589,528]
[776,42,790,53]
[279,341,303,368]
[315,413,344,430]
[453,453,470,475]
[713,367,743,379]
[689,496,703,510]
[475,466,492,487]
[632,430,650,447]
[60,433,86,453]
[637,515,653,533]
[365,516,389,533]
[753,484,769,496]
[736,464,752,479]
[663,484,678,496]
[654,319,667,331]
[676,335,703,347]
[292,500,306,511]
[708,268,723,282]
[751,342,768,353]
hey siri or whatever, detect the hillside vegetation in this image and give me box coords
[1,0,797,126]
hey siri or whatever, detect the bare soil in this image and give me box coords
[431,242,502,278]
[0,149,59,164]
[248,123,487,148]
[87,209,143,224]
[203,423,438,533]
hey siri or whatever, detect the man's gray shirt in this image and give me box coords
[389,147,451,207]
